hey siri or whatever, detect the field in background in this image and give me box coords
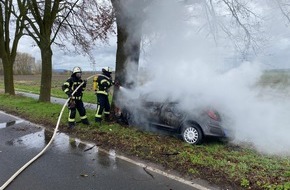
[1,69,290,86]
[255,70,290,100]
[0,72,104,103]
[258,70,290,88]
[1,70,290,103]
[1,69,290,97]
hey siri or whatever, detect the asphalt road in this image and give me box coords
[0,111,216,190]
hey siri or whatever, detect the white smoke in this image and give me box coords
[117,0,290,156]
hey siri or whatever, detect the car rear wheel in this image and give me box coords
[181,124,203,145]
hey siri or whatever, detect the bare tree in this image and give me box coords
[21,0,114,102]
[190,0,264,58]
[0,0,27,95]
[108,0,265,118]
[58,0,115,63]
[14,52,36,75]
[110,0,153,115]
[275,0,290,22]
[110,0,151,88]
[32,59,42,74]
[111,0,263,86]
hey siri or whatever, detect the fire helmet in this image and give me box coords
[72,66,82,74]
[102,67,112,73]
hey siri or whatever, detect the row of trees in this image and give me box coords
[0,0,146,103]
[0,52,41,75]
[0,0,115,101]
[1,0,289,106]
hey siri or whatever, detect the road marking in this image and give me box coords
[99,148,213,190]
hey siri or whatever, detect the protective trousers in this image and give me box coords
[68,99,87,124]
[95,94,110,122]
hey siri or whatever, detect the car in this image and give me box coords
[118,99,233,145]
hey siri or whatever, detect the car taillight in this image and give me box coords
[207,110,219,121]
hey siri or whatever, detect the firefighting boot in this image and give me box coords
[68,122,75,129]
[81,118,90,125]
[95,118,102,126]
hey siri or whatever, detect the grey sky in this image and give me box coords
[17,33,117,72]
[15,0,290,72]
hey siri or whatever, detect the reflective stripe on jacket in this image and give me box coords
[96,74,112,96]
[62,75,86,99]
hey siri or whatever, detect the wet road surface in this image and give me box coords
[0,111,214,190]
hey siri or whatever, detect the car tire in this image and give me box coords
[181,124,203,145]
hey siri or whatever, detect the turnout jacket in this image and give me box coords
[96,74,113,96]
[62,75,86,99]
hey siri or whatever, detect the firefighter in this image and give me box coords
[94,66,115,124]
[62,66,89,128]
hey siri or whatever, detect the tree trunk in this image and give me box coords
[2,54,15,95]
[114,22,132,88]
[38,45,52,102]
[111,1,141,89]
[110,0,142,117]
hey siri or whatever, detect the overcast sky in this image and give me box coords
[17,27,290,72]
[15,0,290,72]
[17,34,117,72]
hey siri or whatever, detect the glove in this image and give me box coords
[68,99,76,108]
[83,79,87,84]
[66,90,72,97]
[115,82,120,89]
[113,81,120,88]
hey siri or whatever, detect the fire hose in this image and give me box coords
[0,74,96,190]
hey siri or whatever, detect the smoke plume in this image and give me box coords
[117,0,290,156]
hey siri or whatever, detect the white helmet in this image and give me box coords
[102,67,112,73]
[72,66,82,74]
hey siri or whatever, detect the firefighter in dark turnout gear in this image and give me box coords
[62,66,89,128]
[95,67,114,123]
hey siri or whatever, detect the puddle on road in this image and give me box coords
[6,128,97,151]
[5,126,118,168]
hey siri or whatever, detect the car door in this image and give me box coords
[143,101,162,123]
[158,102,184,130]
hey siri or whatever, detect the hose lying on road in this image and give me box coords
[0,75,96,190]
